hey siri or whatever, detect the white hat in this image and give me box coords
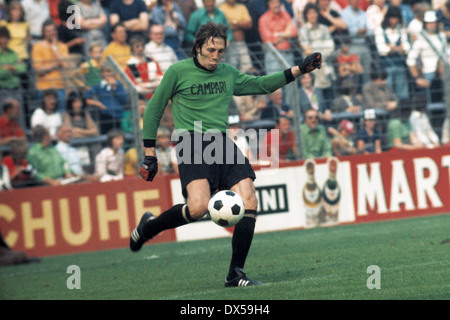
[423,11,437,23]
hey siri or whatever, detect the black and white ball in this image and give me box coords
[208,190,245,227]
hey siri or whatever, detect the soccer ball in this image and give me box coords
[208,190,245,227]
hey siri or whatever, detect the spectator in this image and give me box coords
[409,93,440,149]
[1,138,40,188]
[298,3,336,108]
[356,108,382,154]
[407,1,431,43]
[300,107,332,159]
[125,35,164,99]
[95,128,125,182]
[374,5,410,99]
[155,127,178,174]
[390,0,414,27]
[47,0,62,27]
[328,119,357,157]
[331,77,362,115]
[0,1,30,63]
[63,91,99,138]
[258,0,297,75]
[260,115,297,162]
[58,0,86,56]
[30,89,63,139]
[362,68,398,112]
[297,73,331,122]
[55,124,85,175]
[123,143,139,177]
[442,117,449,145]
[121,95,146,134]
[436,0,450,41]
[151,0,187,60]
[184,0,233,46]
[0,26,26,111]
[72,42,104,89]
[387,99,423,150]
[0,98,25,146]
[261,88,294,121]
[84,64,129,134]
[227,114,255,163]
[340,0,373,85]
[175,0,197,24]
[102,23,132,70]
[109,0,149,40]
[77,0,108,56]
[333,37,364,94]
[144,23,178,73]
[406,10,446,103]
[31,19,69,112]
[27,125,76,186]
[219,0,254,73]
[21,0,50,42]
[234,94,267,123]
[316,0,348,47]
[366,0,388,33]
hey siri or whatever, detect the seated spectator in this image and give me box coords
[144,24,178,73]
[30,89,63,139]
[260,115,297,162]
[77,0,108,56]
[21,0,50,42]
[234,94,267,123]
[407,1,431,43]
[184,0,233,47]
[0,99,25,146]
[366,0,388,34]
[102,23,132,70]
[331,78,362,115]
[27,125,77,186]
[150,0,186,60]
[63,91,99,138]
[333,37,364,94]
[58,0,86,56]
[442,118,449,145]
[2,138,40,188]
[316,0,348,47]
[55,124,84,176]
[84,64,128,134]
[409,93,440,149]
[261,88,293,121]
[0,1,30,63]
[258,0,297,75]
[362,68,398,112]
[219,0,254,73]
[298,3,336,107]
[328,119,357,157]
[300,108,332,159]
[155,127,178,174]
[297,73,331,122]
[109,0,149,40]
[125,35,164,99]
[31,19,69,112]
[95,129,125,182]
[387,99,423,150]
[0,26,26,110]
[356,108,382,154]
[72,42,103,89]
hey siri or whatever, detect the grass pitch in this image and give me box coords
[1,214,449,301]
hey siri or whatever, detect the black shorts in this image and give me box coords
[175,132,256,198]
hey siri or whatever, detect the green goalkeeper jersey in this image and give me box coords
[142,58,292,143]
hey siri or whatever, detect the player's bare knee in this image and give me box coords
[242,192,258,212]
[187,201,209,220]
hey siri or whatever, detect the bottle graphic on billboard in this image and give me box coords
[302,159,322,227]
[321,157,340,225]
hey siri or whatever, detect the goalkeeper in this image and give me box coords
[130,21,321,287]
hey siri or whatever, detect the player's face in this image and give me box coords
[197,37,226,71]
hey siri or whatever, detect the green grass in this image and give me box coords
[1,214,449,300]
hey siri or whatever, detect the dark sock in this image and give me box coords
[227,210,256,280]
[143,204,195,239]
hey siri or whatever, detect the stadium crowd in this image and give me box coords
[1,0,450,190]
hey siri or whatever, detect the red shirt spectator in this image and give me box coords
[0,99,25,145]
